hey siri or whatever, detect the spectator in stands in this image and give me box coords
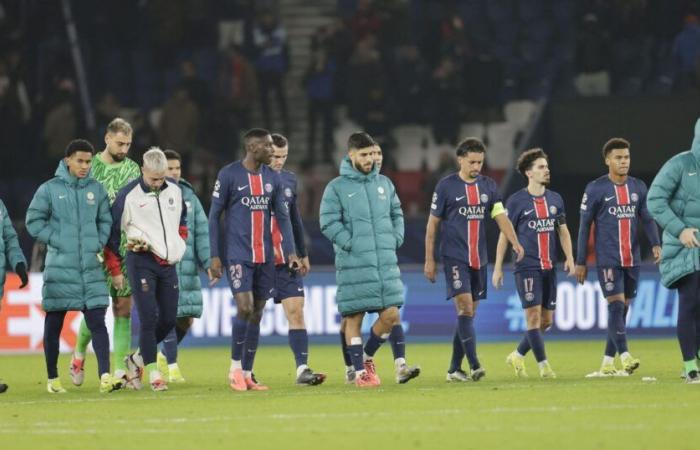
[179,59,211,113]
[158,86,199,161]
[429,55,460,145]
[672,13,700,91]
[346,35,387,130]
[303,48,336,165]
[349,0,382,41]
[252,11,290,133]
[574,13,612,96]
[394,45,429,124]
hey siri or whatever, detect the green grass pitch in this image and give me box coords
[1,339,699,449]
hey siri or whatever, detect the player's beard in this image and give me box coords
[110,151,126,162]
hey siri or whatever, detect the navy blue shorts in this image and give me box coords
[596,266,640,299]
[443,257,487,301]
[273,264,304,304]
[515,270,557,310]
[226,260,276,300]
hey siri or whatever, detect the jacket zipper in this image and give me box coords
[155,192,169,261]
[75,185,86,300]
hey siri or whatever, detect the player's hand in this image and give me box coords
[288,254,301,272]
[15,262,28,288]
[492,268,504,289]
[210,257,223,280]
[564,259,576,277]
[112,274,125,290]
[207,267,221,286]
[680,228,700,248]
[652,245,662,264]
[424,259,437,283]
[512,242,525,262]
[298,256,311,276]
[574,265,587,285]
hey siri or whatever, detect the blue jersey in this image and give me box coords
[430,173,502,269]
[576,175,660,268]
[506,188,566,273]
[271,169,307,265]
[209,161,295,264]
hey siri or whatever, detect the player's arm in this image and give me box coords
[272,173,298,268]
[25,183,59,248]
[104,187,130,289]
[638,182,662,264]
[389,180,405,248]
[648,158,699,247]
[557,215,576,277]
[319,182,352,250]
[575,186,596,284]
[95,185,113,248]
[208,170,230,279]
[493,206,524,262]
[424,214,440,283]
[288,182,310,275]
[192,195,213,280]
[493,231,509,289]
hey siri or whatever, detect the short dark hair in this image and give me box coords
[517,148,548,177]
[456,138,485,156]
[347,131,376,151]
[602,138,630,159]
[65,139,95,157]
[163,149,181,161]
[243,128,271,144]
[271,133,288,148]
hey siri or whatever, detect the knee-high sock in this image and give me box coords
[75,318,92,355]
[389,324,406,361]
[340,331,352,366]
[242,323,261,372]
[347,343,364,372]
[363,329,386,358]
[44,311,67,379]
[288,329,309,367]
[457,315,480,370]
[113,317,131,371]
[526,328,547,363]
[231,317,248,362]
[608,301,628,354]
[517,334,531,356]
[161,328,179,365]
[448,328,464,372]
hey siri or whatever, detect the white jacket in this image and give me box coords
[106,177,187,271]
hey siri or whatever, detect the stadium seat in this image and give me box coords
[390,170,426,216]
[485,121,518,171]
[503,100,535,129]
[392,125,432,171]
[459,122,486,142]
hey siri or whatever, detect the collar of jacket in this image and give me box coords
[139,176,173,194]
[339,156,378,182]
[178,178,194,192]
[692,118,700,163]
[55,160,92,188]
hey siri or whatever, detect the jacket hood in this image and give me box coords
[692,117,700,161]
[179,178,194,191]
[55,160,92,187]
[339,156,378,182]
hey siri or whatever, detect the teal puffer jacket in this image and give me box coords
[26,161,112,311]
[648,118,700,288]
[319,157,405,315]
[0,199,26,298]
[176,179,210,318]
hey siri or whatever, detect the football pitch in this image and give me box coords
[1,339,699,450]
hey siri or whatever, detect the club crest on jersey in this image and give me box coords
[453,280,462,289]
[265,183,273,193]
[480,193,488,203]
[525,292,535,302]
[284,187,292,197]
[631,192,639,202]
[378,186,385,194]
[605,282,614,291]
[86,191,95,205]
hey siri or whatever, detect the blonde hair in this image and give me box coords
[142,147,168,173]
[106,117,133,136]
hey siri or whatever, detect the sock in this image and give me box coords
[296,364,309,377]
[448,328,464,373]
[604,336,617,358]
[161,328,178,365]
[242,323,260,371]
[75,318,92,356]
[288,329,309,367]
[340,331,352,366]
[602,355,615,366]
[347,343,365,372]
[168,363,179,370]
[175,325,188,344]
[537,360,549,369]
[608,301,628,354]
[457,315,480,370]
[231,317,248,361]
[684,359,698,375]
[243,370,251,378]
[363,330,386,358]
[230,359,242,371]
[517,334,531,356]
[389,324,406,361]
[83,307,111,377]
[44,311,66,379]
[113,317,131,371]
[526,328,547,363]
